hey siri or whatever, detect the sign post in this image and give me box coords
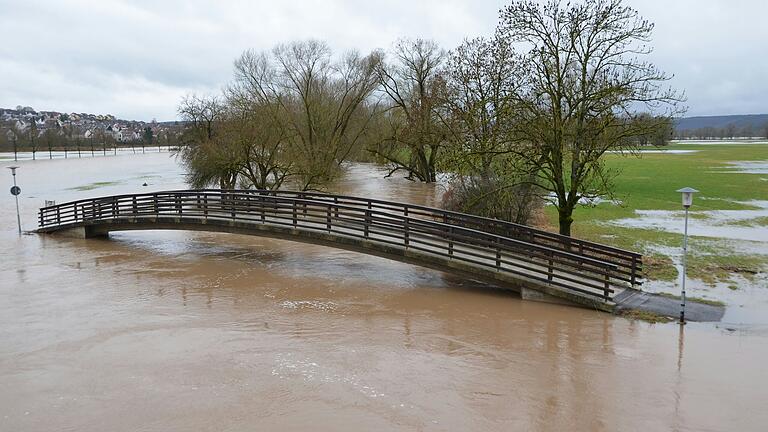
[8,166,21,235]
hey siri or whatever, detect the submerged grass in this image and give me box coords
[686,253,764,285]
[617,309,675,324]
[68,181,121,191]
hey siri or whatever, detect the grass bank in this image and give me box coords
[547,142,768,286]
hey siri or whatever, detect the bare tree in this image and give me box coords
[228,51,299,190]
[0,124,9,153]
[271,41,382,190]
[28,120,39,160]
[42,128,58,159]
[442,36,521,176]
[497,0,684,236]
[440,36,542,224]
[221,99,293,190]
[177,95,238,188]
[225,42,381,191]
[375,39,446,182]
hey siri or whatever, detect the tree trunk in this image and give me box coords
[557,207,574,237]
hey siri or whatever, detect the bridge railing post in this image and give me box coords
[153,194,158,216]
[231,193,236,219]
[333,197,339,218]
[630,256,638,286]
[132,196,137,217]
[448,226,454,257]
[112,197,118,218]
[604,273,611,301]
[495,237,501,270]
[547,252,554,282]
[364,209,371,238]
[56,206,60,225]
[203,194,208,220]
[292,200,297,228]
[326,204,331,232]
[404,207,409,248]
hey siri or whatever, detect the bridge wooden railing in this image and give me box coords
[38,189,642,302]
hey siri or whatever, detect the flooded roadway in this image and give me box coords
[1,153,767,431]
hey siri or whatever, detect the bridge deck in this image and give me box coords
[36,190,643,310]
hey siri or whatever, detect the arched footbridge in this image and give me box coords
[37,189,643,311]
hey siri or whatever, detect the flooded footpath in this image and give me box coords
[1,153,767,431]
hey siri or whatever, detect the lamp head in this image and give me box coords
[7,166,19,175]
[676,187,698,208]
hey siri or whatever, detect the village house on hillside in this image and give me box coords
[0,106,182,146]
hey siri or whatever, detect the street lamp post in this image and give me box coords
[676,187,698,324]
[8,166,22,235]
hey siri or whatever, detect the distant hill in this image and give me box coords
[675,114,768,131]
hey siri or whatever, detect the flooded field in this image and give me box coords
[2,153,768,431]
[611,201,768,242]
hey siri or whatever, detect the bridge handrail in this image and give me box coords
[201,189,641,286]
[258,190,641,281]
[37,191,616,269]
[38,189,639,300]
[38,187,641,264]
[248,189,642,258]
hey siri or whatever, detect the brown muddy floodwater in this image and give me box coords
[1,153,767,431]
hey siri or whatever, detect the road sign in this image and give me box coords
[10,185,20,196]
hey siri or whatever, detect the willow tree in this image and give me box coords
[178,41,380,192]
[498,0,683,236]
[232,41,381,191]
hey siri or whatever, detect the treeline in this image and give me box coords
[178,0,684,235]
[675,122,768,140]
[0,122,180,160]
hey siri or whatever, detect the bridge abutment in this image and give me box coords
[54,226,108,239]
[520,286,579,307]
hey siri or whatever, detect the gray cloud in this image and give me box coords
[0,0,765,120]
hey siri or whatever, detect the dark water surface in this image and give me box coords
[1,153,767,431]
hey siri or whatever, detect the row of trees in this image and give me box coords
[178,41,380,190]
[0,122,178,160]
[675,122,768,140]
[179,0,681,236]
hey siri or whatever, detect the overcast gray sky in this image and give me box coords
[1,0,766,121]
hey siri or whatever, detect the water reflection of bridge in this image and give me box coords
[37,189,643,310]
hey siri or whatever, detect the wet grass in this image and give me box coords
[546,142,768,285]
[656,292,726,307]
[617,309,675,324]
[643,254,678,282]
[686,253,764,285]
[730,216,768,227]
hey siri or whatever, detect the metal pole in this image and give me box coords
[680,207,689,323]
[10,169,21,235]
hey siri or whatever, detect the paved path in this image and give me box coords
[614,289,725,322]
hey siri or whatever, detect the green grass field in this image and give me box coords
[548,142,768,284]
